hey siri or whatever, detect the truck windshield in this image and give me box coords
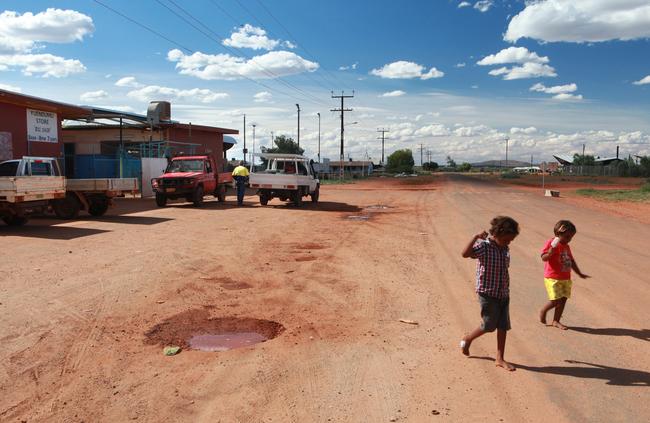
[166,160,204,173]
[0,161,19,176]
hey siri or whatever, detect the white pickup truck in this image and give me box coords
[0,156,139,225]
[249,153,320,206]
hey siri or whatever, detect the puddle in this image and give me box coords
[144,309,284,351]
[347,215,370,221]
[364,204,393,210]
[188,332,267,352]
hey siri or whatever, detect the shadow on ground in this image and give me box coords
[569,326,650,342]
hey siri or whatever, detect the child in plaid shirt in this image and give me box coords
[460,216,520,371]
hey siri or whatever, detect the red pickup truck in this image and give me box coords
[151,155,233,207]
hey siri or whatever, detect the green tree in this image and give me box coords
[458,162,472,172]
[446,156,457,169]
[422,161,439,171]
[386,149,414,173]
[261,135,304,156]
[573,153,595,166]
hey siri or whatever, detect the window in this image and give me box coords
[30,161,53,176]
[297,162,308,175]
[0,161,18,176]
[205,161,212,173]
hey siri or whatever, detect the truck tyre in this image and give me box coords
[155,193,167,207]
[88,197,110,216]
[260,194,269,206]
[52,194,80,219]
[216,184,226,202]
[311,186,320,203]
[192,186,204,207]
[292,189,302,207]
[2,215,28,226]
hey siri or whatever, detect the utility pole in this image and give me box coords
[295,104,301,148]
[505,136,509,169]
[243,114,247,163]
[271,131,274,148]
[331,91,354,178]
[420,143,424,167]
[317,112,321,163]
[377,128,389,165]
[251,123,256,169]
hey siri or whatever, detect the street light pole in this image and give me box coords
[252,124,256,169]
[505,136,509,169]
[296,104,301,148]
[243,114,247,163]
[317,112,321,163]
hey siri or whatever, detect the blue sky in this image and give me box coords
[2,0,650,164]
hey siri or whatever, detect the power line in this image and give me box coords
[159,0,329,107]
[331,91,354,178]
[252,0,352,91]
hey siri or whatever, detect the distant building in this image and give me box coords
[318,158,373,178]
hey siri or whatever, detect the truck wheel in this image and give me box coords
[2,215,28,226]
[52,194,80,219]
[155,193,167,207]
[292,190,302,207]
[311,186,320,203]
[88,198,110,216]
[192,186,204,207]
[216,184,226,202]
[260,194,269,206]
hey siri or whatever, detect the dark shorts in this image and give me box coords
[478,293,511,332]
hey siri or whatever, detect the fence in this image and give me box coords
[560,165,623,177]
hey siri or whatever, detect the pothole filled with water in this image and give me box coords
[364,204,393,210]
[144,308,284,352]
[347,215,370,221]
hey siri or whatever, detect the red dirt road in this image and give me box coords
[1,175,648,422]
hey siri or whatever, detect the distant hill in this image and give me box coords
[470,160,531,168]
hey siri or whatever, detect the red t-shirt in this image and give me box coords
[541,238,573,279]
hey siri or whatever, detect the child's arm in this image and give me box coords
[572,259,590,279]
[461,231,488,258]
[541,237,560,261]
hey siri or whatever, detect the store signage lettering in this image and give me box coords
[27,109,58,143]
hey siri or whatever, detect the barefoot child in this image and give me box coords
[460,216,519,371]
[539,220,590,330]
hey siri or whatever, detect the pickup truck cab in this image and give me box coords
[151,154,232,207]
[249,153,320,206]
[0,157,65,225]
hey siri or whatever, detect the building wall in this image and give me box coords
[168,127,225,170]
[0,102,63,159]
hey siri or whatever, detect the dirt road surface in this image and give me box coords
[1,175,648,422]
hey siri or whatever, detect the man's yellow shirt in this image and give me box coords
[232,165,250,177]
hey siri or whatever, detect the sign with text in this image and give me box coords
[27,109,58,143]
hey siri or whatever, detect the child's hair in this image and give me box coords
[554,220,576,236]
[489,216,520,237]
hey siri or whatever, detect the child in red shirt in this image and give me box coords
[539,220,590,330]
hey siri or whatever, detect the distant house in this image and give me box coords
[319,158,373,178]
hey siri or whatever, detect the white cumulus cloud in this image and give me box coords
[115,76,143,88]
[510,126,538,135]
[552,93,583,101]
[458,2,471,8]
[0,53,85,77]
[474,1,493,13]
[505,0,650,43]
[167,49,318,80]
[415,124,450,137]
[223,24,280,50]
[530,82,577,94]
[633,75,650,85]
[127,85,230,103]
[478,47,549,66]
[0,83,21,92]
[380,90,406,97]
[370,61,444,80]
[487,62,556,80]
[254,91,273,103]
[80,90,108,102]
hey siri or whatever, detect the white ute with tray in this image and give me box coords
[249,153,320,206]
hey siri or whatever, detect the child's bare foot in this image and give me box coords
[496,359,516,371]
[539,310,547,325]
[552,321,568,330]
[460,339,470,356]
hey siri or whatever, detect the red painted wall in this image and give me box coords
[0,102,62,159]
[168,128,226,171]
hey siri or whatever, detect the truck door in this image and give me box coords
[204,159,216,192]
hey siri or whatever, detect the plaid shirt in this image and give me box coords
[472,239,511,299]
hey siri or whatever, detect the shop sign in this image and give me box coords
[27,109,58,143]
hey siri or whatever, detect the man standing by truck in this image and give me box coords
[232,161,250,206]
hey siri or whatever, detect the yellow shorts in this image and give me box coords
[544,278,572,300]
